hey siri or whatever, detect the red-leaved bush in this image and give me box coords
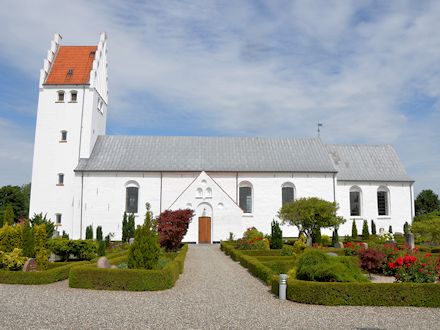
[359,248,386,275]
[157,209,194,251]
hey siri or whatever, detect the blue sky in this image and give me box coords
[0,0,439,195]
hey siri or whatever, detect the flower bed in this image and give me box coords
[0,261,89,285]
[68,244,188,291]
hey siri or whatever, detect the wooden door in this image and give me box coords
[198,216,211,244]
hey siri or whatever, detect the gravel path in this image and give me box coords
[1,245,439,329]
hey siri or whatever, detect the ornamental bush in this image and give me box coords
[269,220,283,249]
[293,234,307,253]
[157,208,194,251]
[281,244,295,256]
[321,235,332,247]
[96,226,103,241]
[34,224,49,270]
[371,219,376,235]
[359,248,386,275]
[29,213,54,240]
[3,204,14,225]
[235,227,270,250]
[0,248,27,270]
[85,225,93,240]
[351,220,358,239]
[362,220,369,241]
[0,224,22,252]
[21,220,35,258]
[47,238,97,261]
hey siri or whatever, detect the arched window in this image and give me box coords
[377,186,390,216]
[125,181,139,213]
[281,182,295,205]
[70,90,78,102]
[196,188,203,198]
[57,173,64,185]
[239,181,253,214]
[60,130,67,142]
[349,186,362,216]
[206,187,212,198]
[57,90,65,102]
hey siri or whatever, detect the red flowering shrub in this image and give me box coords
[359,248,386,275]
[235,227,269,250]
[157,209,194,251]
[343,242,365,256]
[387,253,439,283]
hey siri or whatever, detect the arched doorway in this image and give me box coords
[196,202,213,244]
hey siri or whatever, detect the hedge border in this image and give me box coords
[68,244,188,291]
[0,261,89,285]
[270,277,440,307]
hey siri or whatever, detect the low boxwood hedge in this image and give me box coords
[0,261,88,285]
[271,278,440,307]
[69,244,188,291]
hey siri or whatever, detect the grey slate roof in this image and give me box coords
[75,136,337,173]
[327,144,413,182]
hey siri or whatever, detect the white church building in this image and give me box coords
[29,33,415,242]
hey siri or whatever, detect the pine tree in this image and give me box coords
[4,204,15,225]
[105,234,111,248]
[362,220,369,241]
[128,203,160,269]
[269,220,283,249]
[122,212,128,242]
[388,225,393,234]
[371,219,376,235]
[332,228,339,246]
[128,214,136,241]
[351,220,358,240]
[85,225,93,240]
[313,227,322,244]
[403,221,410,235]
[21,220,35,258]
[96,226,103,241]
[62,230,69,239]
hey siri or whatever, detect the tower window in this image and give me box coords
[70,91,77,102]
[57,173,64,186]
[57,91,65,102]
[60,130,67,142]
[126,186,139,213]
[55,213,62,224]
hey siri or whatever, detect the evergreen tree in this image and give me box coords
[96,226,103,241]
[388,225,393,234]
[30,213,54,240]
[403,221,410,235]
[312,227,322,244]
[362,220,369,241]
[4,204,14,225]
[371,219,377,235]
[34,224,49,270]
[128,203,160,269]
[415,189,440,216]
[85,225,93,240]
[331,228,339,246]
[105,234,111,248]
[269,220,283,249]
[21,220,35,258]
[128,213,136,241]
[122,212,128,242]
[62,230,69,239]
[351,220,358,239]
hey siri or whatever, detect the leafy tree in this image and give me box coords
[21,220,35,258]
[85,225,93,240]
[269,220,283,249]
[371,219,377,235]
[30,213,54,240]
[412,218,440,244]
[128,203,160,269]
[362,220,369,241]
[20,183,31,217]
[351,220,358,239]
[122,212,128,242]
[96,226,103,241]
[278,197,345,239]
[0,185,27,221]
[3,204,14,225]
[415,189,440,216]
[157,207,194,251]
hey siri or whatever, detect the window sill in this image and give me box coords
[56,184,64,186]
[68,101,77,103]
[59,140,67,143]
[55,101,65,103]
[242,213,253,217]
[377,216,391,220]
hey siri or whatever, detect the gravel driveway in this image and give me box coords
[1,245,439,329]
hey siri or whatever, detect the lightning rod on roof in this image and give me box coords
[317,122,323,138]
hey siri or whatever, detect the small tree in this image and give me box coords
[359,248,386,278]
[122,212,128,242]
[269,220,283,249]
[85,225,93,240]
[127,214,136,241]
[388,225,393,234]
[362,220,369,241]
[278,197,345,240]
[21,220,35,258]
[105,234,111,248]
[351,220,358,239]
[371,219,377,235]
[312,227,321,244]
[403,221,410,235]
[331,228,339,246]
[96,226,103,241]
[415,189,440,216]
[62,230,69,239]
[157,208,194,251]
[30,213,54,240]
[3,204,14,226]
[34,224,49,270]
[128,203,160,269]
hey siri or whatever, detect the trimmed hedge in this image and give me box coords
[0,261,88,285]
[271,278,440,307]
[69,244,188,291]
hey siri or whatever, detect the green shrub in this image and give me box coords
[122,212,128,242]
[321,234,331,247]
[352,220,358,239]
[3,204,14,225]
[21,220,35,257]
[0,248,27,270]
[0,224,22,252]
[29,213,54,240]
[235,227,270,250]
[34,224,48,270]
[47,239,97,261]
[281,245,295,256]
[47,238,71,260]
[269,220,283,249]
[331,229,339,246]
[271,278,440,307]
[85,225,93,240]
[296,250,367,282]
[62,230,69,239]
[293,234,307,253]
[128,204,160,269]
[97,240,106,256]
[312,227,321,244]
[371,219,376,235]
[96,226,103,241]
[362,220,369,240]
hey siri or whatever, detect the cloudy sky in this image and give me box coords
[0,0,439,195]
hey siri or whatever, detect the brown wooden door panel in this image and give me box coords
[198,217,211,244]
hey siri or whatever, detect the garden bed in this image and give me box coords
[0,261,89,285]
[68,244,188,291]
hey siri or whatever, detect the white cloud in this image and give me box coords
[0,0,439,194]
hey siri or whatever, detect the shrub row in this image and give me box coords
[0,261,88,285]
[270,277,440,307]
[68,244,188,291]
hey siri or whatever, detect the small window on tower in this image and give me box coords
[60,130,67,142]
[57,91,65,102]
[70,91,77,102]
[55,213,62,225]
[57,173,64,186]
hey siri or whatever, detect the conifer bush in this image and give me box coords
[389,225,393,234]
[85,225,93,240]
[371,219,377,235]
[21,220,35,257]
[0,224,22,252]
[362,220,369,241]
[269,220,283,249]
[30,213,54,240]
[96,226,103,241]
[352,220,358,239]
[3,205,14,225]
[122,212,128,242]
[332,228,339,246]
[34,224,49,270]
[128,203,160,269]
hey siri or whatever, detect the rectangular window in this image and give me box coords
[55,214,62,224]
[377,191,388,216]
[71,92,77,102]
[282,187,294,205]
[58,173,64,185]
[126,187,139,213]
[350,191,360,216]
[58,91,64,102]
[60,131,67,142]
[239,187,252,213]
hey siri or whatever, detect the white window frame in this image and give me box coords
[239,181,253,215]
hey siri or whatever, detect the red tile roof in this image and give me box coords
[45,46,97,85]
